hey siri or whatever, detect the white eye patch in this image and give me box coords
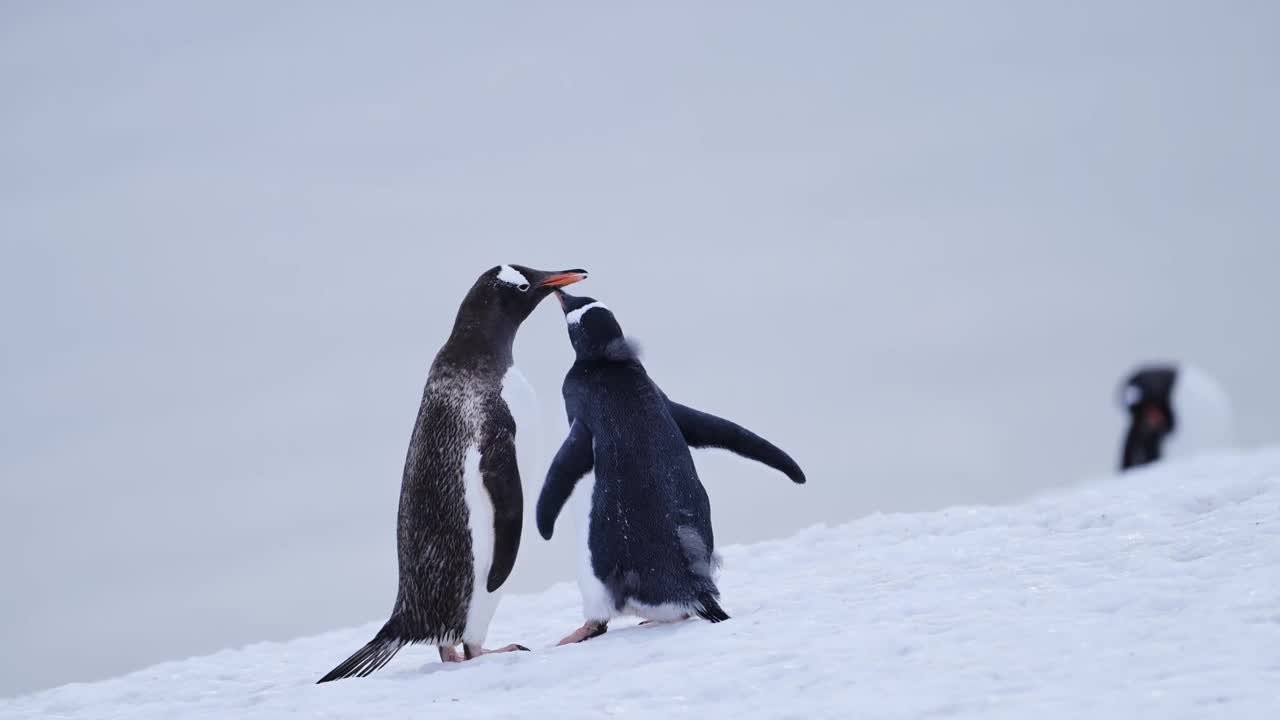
[497,265,530,290]
[1123,384,1142,407]
[566,302,608,325]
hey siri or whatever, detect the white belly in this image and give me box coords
[571,468,615,622]
[459,366,539,646]
[461,446,499,645]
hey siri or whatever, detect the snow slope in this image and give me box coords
[5,451,1279,719]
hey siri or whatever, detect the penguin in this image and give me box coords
[536,291,806,645]
[1118,362,1233,471]
[317,264,588,683]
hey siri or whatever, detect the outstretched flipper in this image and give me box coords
[537,419,594,539]
[480,408,523,593]
[667,400,806,484]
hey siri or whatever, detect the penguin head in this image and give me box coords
[1118,362,1233,471]
[462,264,588,324]
[555,291,638,362]
[447,265,588,356]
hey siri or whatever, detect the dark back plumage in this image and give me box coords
[318,264,586,683]
[567,354,718,610]
[538,292,805,623]
[393,365,496,638]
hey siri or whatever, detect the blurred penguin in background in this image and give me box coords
[1117,363,1234,471]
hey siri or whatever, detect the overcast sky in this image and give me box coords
[2,0,1278,698]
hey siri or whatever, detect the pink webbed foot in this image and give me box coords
[438,646,464,663]
[557,621,608,646]
[462,643,530,660]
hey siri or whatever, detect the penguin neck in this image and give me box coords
[441,301,519,373]
[573,336,641,367]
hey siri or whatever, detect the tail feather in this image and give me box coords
[694,592,730,623]
[317,628,408,684]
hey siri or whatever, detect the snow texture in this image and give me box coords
[4,450,1279,719]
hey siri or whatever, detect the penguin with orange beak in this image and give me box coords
[319,264,587,682]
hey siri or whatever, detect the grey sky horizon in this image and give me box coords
[2,0,1278,698]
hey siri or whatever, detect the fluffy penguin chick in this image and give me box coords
[537,291,806,645]
[317,264,587,683]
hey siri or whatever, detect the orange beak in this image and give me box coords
[538,270,589,288]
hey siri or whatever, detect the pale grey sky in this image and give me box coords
[2,0,1278,698]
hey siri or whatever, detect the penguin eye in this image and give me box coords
[516,283,530,292]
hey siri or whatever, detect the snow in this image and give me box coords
[4,451,1279,719]
[565,302,609,326]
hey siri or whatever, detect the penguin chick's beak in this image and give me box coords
[537,270,589,289]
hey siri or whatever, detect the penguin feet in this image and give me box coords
[638,615,690,626]
[438,646,464,663]
[556,621,608,646]
[462,643,530,660]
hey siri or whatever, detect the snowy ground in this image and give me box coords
[5,451,1279,720]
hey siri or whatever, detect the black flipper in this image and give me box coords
[694,593,730,623]
[537,419,594,540]
[666,400,806,484]
[316,620,408,683]
[480,404,523,593]
[1121,424,1162,471]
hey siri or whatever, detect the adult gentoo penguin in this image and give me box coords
[536,291,805,645]
[1118,362,1233,471]
[317,264,587,683]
